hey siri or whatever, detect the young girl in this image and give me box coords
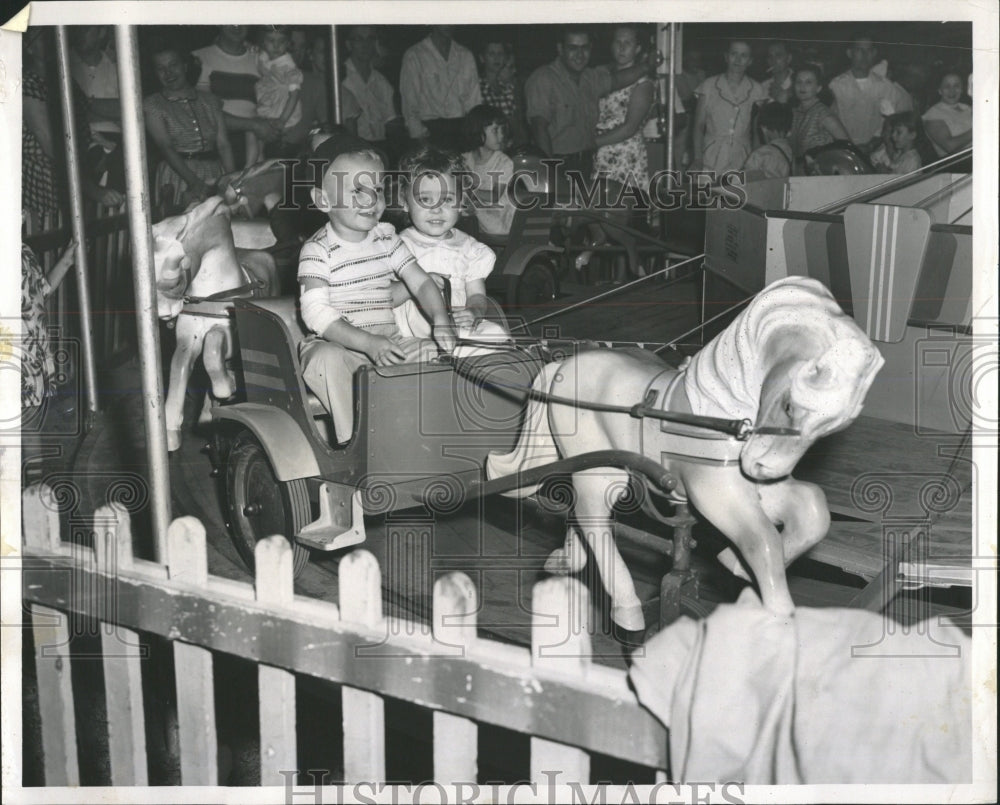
[692,40,769,173]
[394,146,509,348]
[789,64,850,173]
[247,26,303,165]
[461,105,516,236]
[870,111,922,174]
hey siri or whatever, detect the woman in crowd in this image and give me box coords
[580,25,655,283]
[22,28,123,231]
[789,63,850,173]
[143,46,236,215]
[691,40,768,173]
[476,40,528,148]
[921,71,972,159]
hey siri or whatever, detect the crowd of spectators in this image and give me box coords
[22,23,974,228]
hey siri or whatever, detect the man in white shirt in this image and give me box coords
[341,26,404,161]
[399,26,482,151]
[829,35,913,153]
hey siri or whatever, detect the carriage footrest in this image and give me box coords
[297,484,366,551]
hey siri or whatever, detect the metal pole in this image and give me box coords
[330,26,341,125]
[114,25,171,563]
[666,23,678,173]
[54,27,99,422]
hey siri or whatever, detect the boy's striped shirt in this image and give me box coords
[297,221,415,332]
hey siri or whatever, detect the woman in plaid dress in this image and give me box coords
[477,40,527,148]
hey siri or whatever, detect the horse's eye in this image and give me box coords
[784,401,794,419]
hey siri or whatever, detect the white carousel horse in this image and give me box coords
[153,195,277,451]
[487,276,884,630]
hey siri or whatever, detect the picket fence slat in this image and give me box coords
[167,517,218,786]
[339,550,386,783]
[432,573,479,784]
[530,577,591,786]
[92,503,148,785]
[255,536,298,785]
[30,603,80,786]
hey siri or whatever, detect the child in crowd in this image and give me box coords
[297,133,455,444]
[394,146,510,348]
[247,26,303,166]
[870,111,922,174]
[742,102,794,180]
[461,105,516,236]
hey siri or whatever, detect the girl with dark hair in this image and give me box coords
[789,64,850,172]
[461,104,516,236]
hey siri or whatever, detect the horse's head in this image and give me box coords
[741,334,884,480]
[151,196,238,319]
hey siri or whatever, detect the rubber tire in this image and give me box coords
[225,430,311,577]
[506,256,558,308]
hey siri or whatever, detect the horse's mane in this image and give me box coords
[684,276,868,419]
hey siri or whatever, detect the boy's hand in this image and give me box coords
[365,335,408,366]
[432,320,458,355]
[451,307,477,330]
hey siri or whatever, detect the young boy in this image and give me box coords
[870,111,922,175]
[742,102,794,180]
[298,132,455,444]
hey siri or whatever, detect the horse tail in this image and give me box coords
[485,361,563,497]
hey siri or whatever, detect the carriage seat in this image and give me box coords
[243,297,326,418]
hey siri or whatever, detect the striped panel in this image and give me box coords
[844,204,931,343]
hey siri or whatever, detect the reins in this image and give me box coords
[439,348,801,441]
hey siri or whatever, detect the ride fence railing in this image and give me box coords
[20,483,669,788]
[23,201,133,369]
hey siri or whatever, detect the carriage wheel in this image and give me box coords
[225,430,311,577]
[507,256,558,308]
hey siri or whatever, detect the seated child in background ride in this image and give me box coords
[742,102,794,180]
[461,104,517,236]
[247,26,303,166]
[393,146,511,348]
[298,133,455,444]
[870,111,923,175]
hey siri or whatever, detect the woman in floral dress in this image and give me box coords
[580,25,655,282]
[593,25,655,190]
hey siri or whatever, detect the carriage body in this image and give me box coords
[208,296,575,570]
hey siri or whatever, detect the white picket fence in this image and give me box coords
[20,484,668,787]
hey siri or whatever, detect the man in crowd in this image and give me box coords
[829,34,913,153]
[342,26,404,164]
[400,26,482,151]
[525,26,650,179]
[194,25,280,164]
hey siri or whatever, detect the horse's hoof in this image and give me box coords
[611,603,645,632]
[167,429,181,452]
[544,547,585,575]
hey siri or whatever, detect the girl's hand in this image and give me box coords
[96,187,125,208]
[451,307,477,330]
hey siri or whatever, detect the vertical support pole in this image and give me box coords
[54,27,99,420]
[115,25,171,563]
[666,24,678,174]
[330,26,341,125]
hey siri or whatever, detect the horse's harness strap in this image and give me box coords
[640,369,745,469]
[180,263,266,314]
